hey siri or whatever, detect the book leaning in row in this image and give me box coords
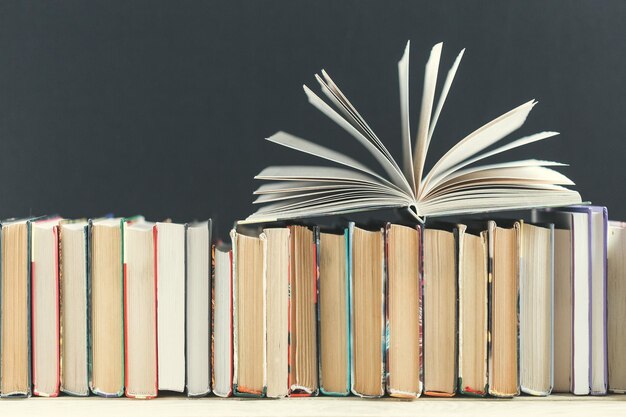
[1,207,626,398]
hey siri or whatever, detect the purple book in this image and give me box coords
[566,206,608,396]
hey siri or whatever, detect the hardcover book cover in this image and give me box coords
[567,206,608,395]
[532,208,580,394]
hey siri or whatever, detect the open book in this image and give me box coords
[246,42,582,223]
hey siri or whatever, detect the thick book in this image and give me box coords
[0,218,36,397]
[487,220,520,398]
[89,217,126,397]
[608,221,626,393]
[457,224,488,397]
[264,227,290,398]
[567,206,608,395]
[123,220,158,399]
[385,223,422,398]
[318,228,350,396]
[231,229,267,397]
[155,222,186,392]
[31,217,62,397]
[59,221,90,396]
[245,42,581,224]
[533,208,589,395]
[519,222,554,396]
[186,220,212,397]
[553,225,573,393]
[349,223,385,398]
[423,227,457,397]
[288,225,319,396]
[212,244,233,397]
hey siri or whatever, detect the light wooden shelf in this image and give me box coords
[4,394,626,417]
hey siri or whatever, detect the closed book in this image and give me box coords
[567,206,608,395]
[32,217,62,397]
[231,229,267,397]
[553,226,573,393]
[155,222,186,392]
[533,209,586,395]
[457,224,488,397]
[264,227,290,398]
[318,228,350,396]
[349,223,385,398]
[0,218,37,397]
[212,244,233,397]
[385,223,422,398]
[423,227,457,397]
[487,220,520,398]
[288,225,319,396]
[608,221,626,393]
[519,222,554,396]
[59,221,90,396]
[186,220,212,397]
[123,220,158,399]
[89,217,127,397]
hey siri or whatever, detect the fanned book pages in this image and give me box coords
[245,41,582,224]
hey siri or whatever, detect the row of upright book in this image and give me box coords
[1,205,625,399]
[0,216,211,398]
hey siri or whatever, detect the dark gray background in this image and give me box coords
[1,0,625,238]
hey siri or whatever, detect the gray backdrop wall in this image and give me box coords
[1,0,625,237]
